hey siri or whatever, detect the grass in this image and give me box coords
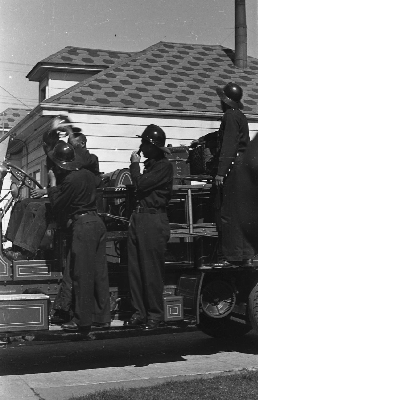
[70,369,257,400]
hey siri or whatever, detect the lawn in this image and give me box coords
[70,369,257,400]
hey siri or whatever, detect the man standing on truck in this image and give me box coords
[47,141,110,332]
[193,82,255,266]
[51,127,103,323]
[4,116,101,261]
[124,124,173,331]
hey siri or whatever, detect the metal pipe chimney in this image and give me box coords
[235,0,248,69]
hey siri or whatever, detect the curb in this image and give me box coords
[33,368,258,400]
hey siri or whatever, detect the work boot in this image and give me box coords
[61,321,90,333]
[91,322,111,329]
[3,250,27,261]
[142,319,161,331]
[124,317,145,328]
[50,310,71,325]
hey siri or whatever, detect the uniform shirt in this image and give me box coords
[129,156,173,209]
[48,168,97,222]
[74,146,102,187]
[74,147,100,176]
[217,108,250,177]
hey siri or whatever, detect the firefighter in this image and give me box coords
[4,117,101,262]
[67,130,102,186]
[124,124,173,331]
[47,142,110,332]
[193,82,255,265]
[234,133,258,253]
[51,128,103,323]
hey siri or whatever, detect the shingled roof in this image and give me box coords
[26,46,135,82]
[43,42,258,116]
[35,46,133,69]
[0,108,31,131]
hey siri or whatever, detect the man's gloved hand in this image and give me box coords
[50,115,73,138]
[130,150,141,163]
[214,175,224,187]
[48,170,57,187]
[31,188,48,198]
[190,137,205,148]
[50,115,72,130]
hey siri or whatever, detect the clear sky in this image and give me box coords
[0,0,258,112]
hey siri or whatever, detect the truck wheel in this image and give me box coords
[198,279,252,338]
[248,283,258,332]
[200,280,236,319]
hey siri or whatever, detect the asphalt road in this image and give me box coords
[0,330,258,400]
[1,330,257,375]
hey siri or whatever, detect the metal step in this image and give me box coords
[0,318,198,347]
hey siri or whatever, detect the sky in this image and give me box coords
[0,0,258,112]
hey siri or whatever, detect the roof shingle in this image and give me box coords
[44,42,258,115]
[40,46,133,67]
[0,108,31,130]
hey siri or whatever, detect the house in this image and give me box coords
[0,108,31,134]
[6,41,258,188]
[0,108,31,159]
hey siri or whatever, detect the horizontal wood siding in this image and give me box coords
[21,113,258,175]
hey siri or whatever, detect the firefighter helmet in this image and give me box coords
[47,142,82,171]
[136,124,171,154]
[216,82,244,110]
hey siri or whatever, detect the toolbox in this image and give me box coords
[0,294,49,332]
[163,295,184,322]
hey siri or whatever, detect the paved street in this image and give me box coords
[0,330,258,400]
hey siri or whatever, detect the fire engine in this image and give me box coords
[0,145,257,343]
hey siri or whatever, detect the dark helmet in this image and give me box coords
[136,124,171,154]
[47,142,82,171]
[216,82,244,110]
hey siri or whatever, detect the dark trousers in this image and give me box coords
[6,198,52,254]
[52,233,73,314]
[220,154,255,262]
[70,213,110,327]
[127,212,170,322]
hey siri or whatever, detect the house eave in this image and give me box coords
[39,103,259,122]
[27,63,106,81]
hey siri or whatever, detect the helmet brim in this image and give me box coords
[159,146,171,154]
[47,150,82,171]
[216,87,244,110]
[136,136,171,154]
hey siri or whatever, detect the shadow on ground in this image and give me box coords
[0,330,257,375]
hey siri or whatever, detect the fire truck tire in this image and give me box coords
[248,283,258,332]
[198,313,252,338]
